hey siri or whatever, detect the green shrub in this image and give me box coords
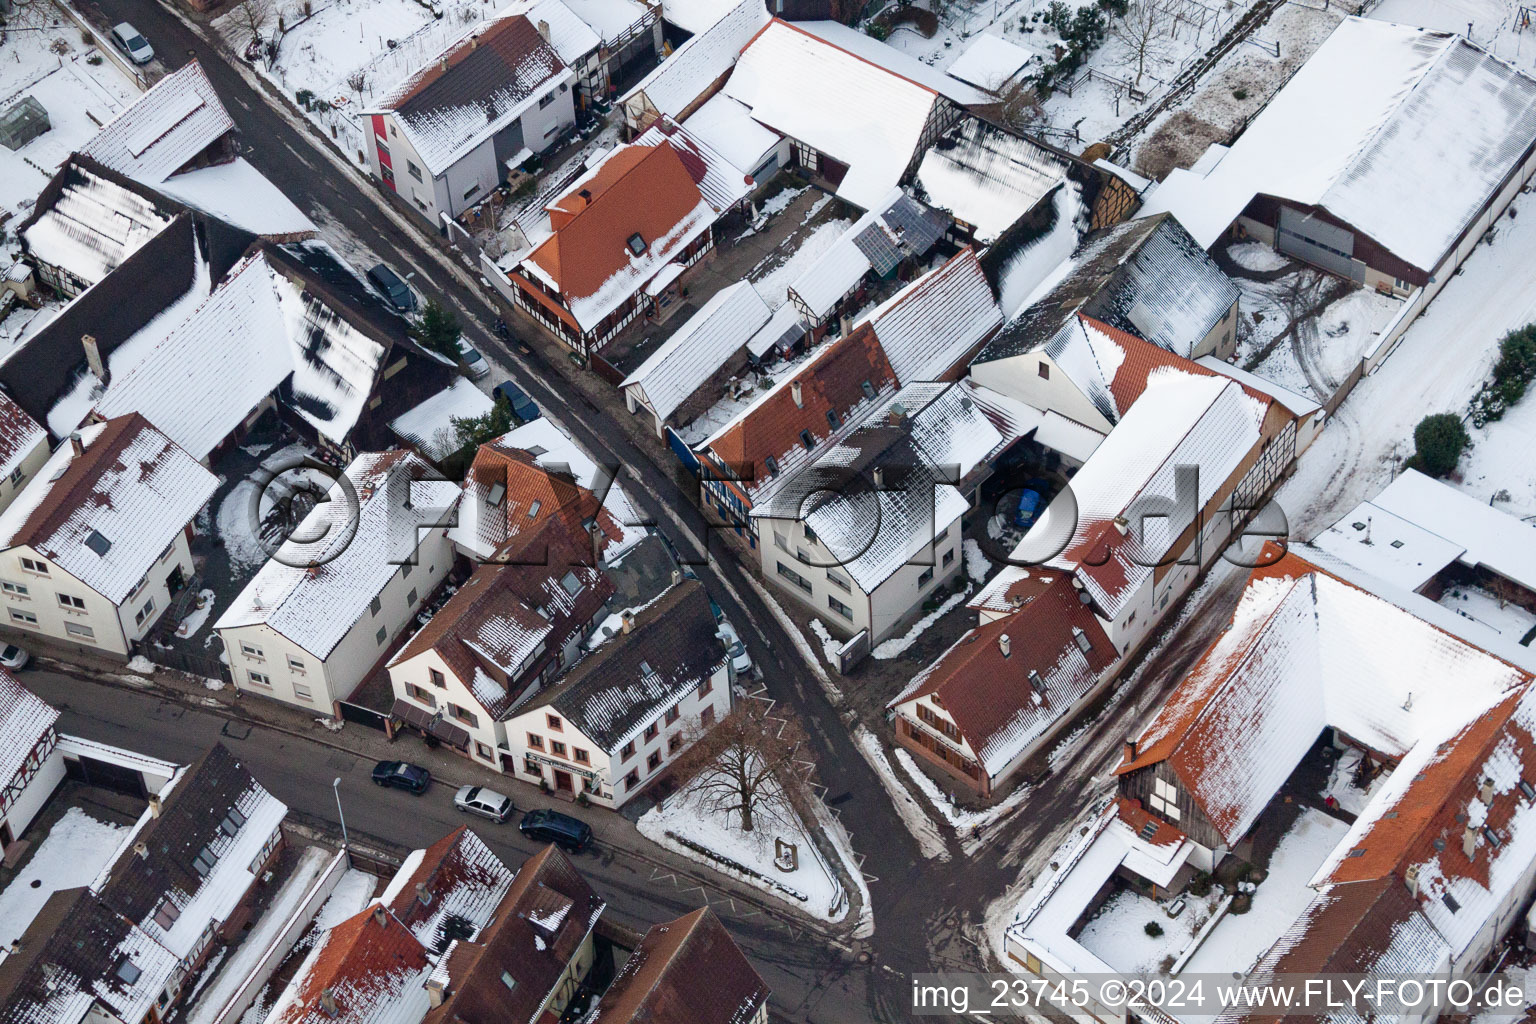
[1188,872,1212,897]
[1411,413,1470,478]
[1470,324,1536,426]
[1144,921,1164,937]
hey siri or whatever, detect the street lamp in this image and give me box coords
[332,777,349,849]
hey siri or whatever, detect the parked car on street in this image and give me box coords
[492,381,540,423]
[715,620,753,676]
[109,23,154,64]
[457,340,490,380]
[0,643,30,671]
[519,808,592,852]
[372,760,431,794]
[367,263,417,312]
[454,785,513,821]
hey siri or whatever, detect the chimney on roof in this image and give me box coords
[440,55,449,71]
[414,883,431,906]
[536,18,551,41]
[998,633,1010,658]
[469,34,478,49]
[838,313,852,337]
[872,466,884,488]
[791,380,803,409]
[578,188,592,205]
[671,569,681,585]
[69,432,84,459]
[148,792,162,818]
[372,903,388,928]
[1463,822,1478,859]
[6,940,20,956]
[1124,736,1137,762]
[134,840,149,860]
[1112,515,1130,536]
[621,610,634,634]
[318,989,339,1019]
[82,334,107,385]
[887,402,906,426]
[1480,777,1495,803]
[426,972,448,1008]
[1405,863,1420,898]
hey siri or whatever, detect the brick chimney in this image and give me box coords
[791,380,803,408]
[1479,777,1495,803]
[621,610,634,634]
[1405,863,1420,898]
[1463,821,1478,859]
[82,334,107,384]
[1124,736,1137,762]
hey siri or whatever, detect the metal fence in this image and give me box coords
[143,647,232,683]
[337,700,393,733]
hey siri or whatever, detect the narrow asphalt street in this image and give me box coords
[38,1,1265,1017]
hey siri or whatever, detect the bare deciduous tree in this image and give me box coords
[347,69,368,102]
[229,0,276,45]
[671,698,815,834]
[994,79,1046,134]
[1111,0,1183,89]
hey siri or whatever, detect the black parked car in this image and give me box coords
[372,760,431,794]
[367,263,417,313]
[519,808,592,852]
[492,381,540,424]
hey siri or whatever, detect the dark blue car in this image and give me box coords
[493,381,540,424]
[372,760,431,794]
[520,808,592,852]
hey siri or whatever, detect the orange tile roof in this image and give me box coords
[274,906,428,1024]
[589,908,769,1024]
[462,439,621,565]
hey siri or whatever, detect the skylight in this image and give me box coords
[85,530,112,556]
[627,233,646,256]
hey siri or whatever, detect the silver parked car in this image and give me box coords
[453,785,514,822]
[109,23,155,65]
[0,643,30,671]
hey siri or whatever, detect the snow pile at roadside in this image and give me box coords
[808,618,841,667]
[0,808,128,949]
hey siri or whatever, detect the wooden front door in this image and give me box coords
[553,769,574,793]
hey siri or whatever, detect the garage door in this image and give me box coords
[1277,207,1363,282]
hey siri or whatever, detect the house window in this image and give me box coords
[406,683,436,707]
[241,642,264,660]
[407,161,422,182]
[1038,361,1050,379]
[573,748,590,764]
[773,532,789,553]
[527,733,545,749]
[624,769,640,790]
[134,599,156,625]
[621,740,635,759]
[57,593,85,610]
[406,588,418,607]
[20,557,48,575]
[476,741,493,759]
[665,705,680,725]
[646,751,662,772]
[376,626,388,645]
[643,721,659,742]
[463,182,481,202]
[370,596,381,616]
[827,595,852,619]
[539,91,557,109]
[378,139,391,160]
[450,704,478,728]
[293,682,313,701]
[1150,777,1181,822]
[547,714,563,731]
[159,542,175,563]
[697,678,713,699]
[826,570,850,591]
[8,466,22,485]
[7,608,35,626]
[248,671,271,687]
[288,656,306,673]
[2,580,28,597]
[429,668,445,687]
[550,740,567,757]
[942,549,955,568]
[65,621,95,640]
[918,567,934,587]
[777,562,812,593]
[700,705,716,728]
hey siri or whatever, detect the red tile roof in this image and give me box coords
[589,908,769,1024]
[462,439,621,565]
[275,906,428,1024]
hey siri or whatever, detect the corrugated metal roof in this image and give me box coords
[622,280,772,421]
[866,248,1001,384]
[82,61,233,184]
[915,117,1069,243]
[621,0,768,120]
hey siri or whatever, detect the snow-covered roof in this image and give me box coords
[0,670,57,793]
[1136,17,1536,272]
[632,119,755,212]
[1019,367,1268,617]
[150,158,315,238]
[368,14,571,177]
[787,217,874,319]
[794,20,988,106]
[0,415,217,605]
[621,0,768,122]
[1120,551,1533,846]
[724,20,948,210]
[786,188,949,320]
[660,0,739,34]
[561,0,651,44]
[215,451,460,658]
[1194,355,1321,418]
[622,280,771,421]
[914,118,1069,244]
[680,93,781,177]
[22,164,175,293]
[500,0,601,64]
[589,909,768,1024]
[81,61,234,185]
[864,248,1001,383]
[1309,502,1465,594]
[265,901,431,1024]
[385,828,515,944]
[94,251,388,459]
[389,378,496,461]
[0,393,46,489]
[1369,469,1536,594]
[944,34,1033,92]
[752,381,1008,592]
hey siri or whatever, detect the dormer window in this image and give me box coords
[627,233,646,256]
[764,456,779,477]
[799,430,814,450]
[152,899,180,930]
[486,483,505,507]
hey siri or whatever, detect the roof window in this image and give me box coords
[1520,779,1535,801]
[85,530,112,556]
[1072,627,1091,653]
[861,381,876,400]
[826,410,841,430]
[799,430,814,450]
[764,456,779,477]
[559,571,582,597]
[486,483,506,507]
[626,233,646,256]
[1443,893,1461,913]
[115,958,141,985]
[1483,825,1501,848]
[219,806,247,837]
[527,499,541,518]
[1137,820,1159,841]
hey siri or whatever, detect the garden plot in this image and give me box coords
[1075,883,1223,974]
[217,0,502,157]
[1440,583,1536,644]
[0,808,129,950]
[0,28,140,236]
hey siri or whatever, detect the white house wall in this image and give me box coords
[388,646,511,768]
[0,439,51,516]
[969,354,1115,434]
[1,739,64,844]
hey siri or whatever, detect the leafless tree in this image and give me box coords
[993,78,1046,134]
[346,69,368,102]
[1111,0,1183,89]
[228,0,276,45]
[2,0,63,41]
[671,698,816,834]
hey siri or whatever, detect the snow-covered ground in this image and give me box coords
[1320,748,1390,816]
[892,746,1035,852]
[638,769,850,921]
[183,847,336,1024]
[809,617,842,667]
[216,441,323,576]
[1277,190,1536,540]
[1440,584,1536,644]
[0,808,129,952]
[1371,0,1536,78]
[217,0,500,158]
[1180,808,1350,977]
[175,589,219,638]
[0,28,141,236]
[1076,884,1224,974]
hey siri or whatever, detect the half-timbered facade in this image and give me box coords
[0,670,62,854]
